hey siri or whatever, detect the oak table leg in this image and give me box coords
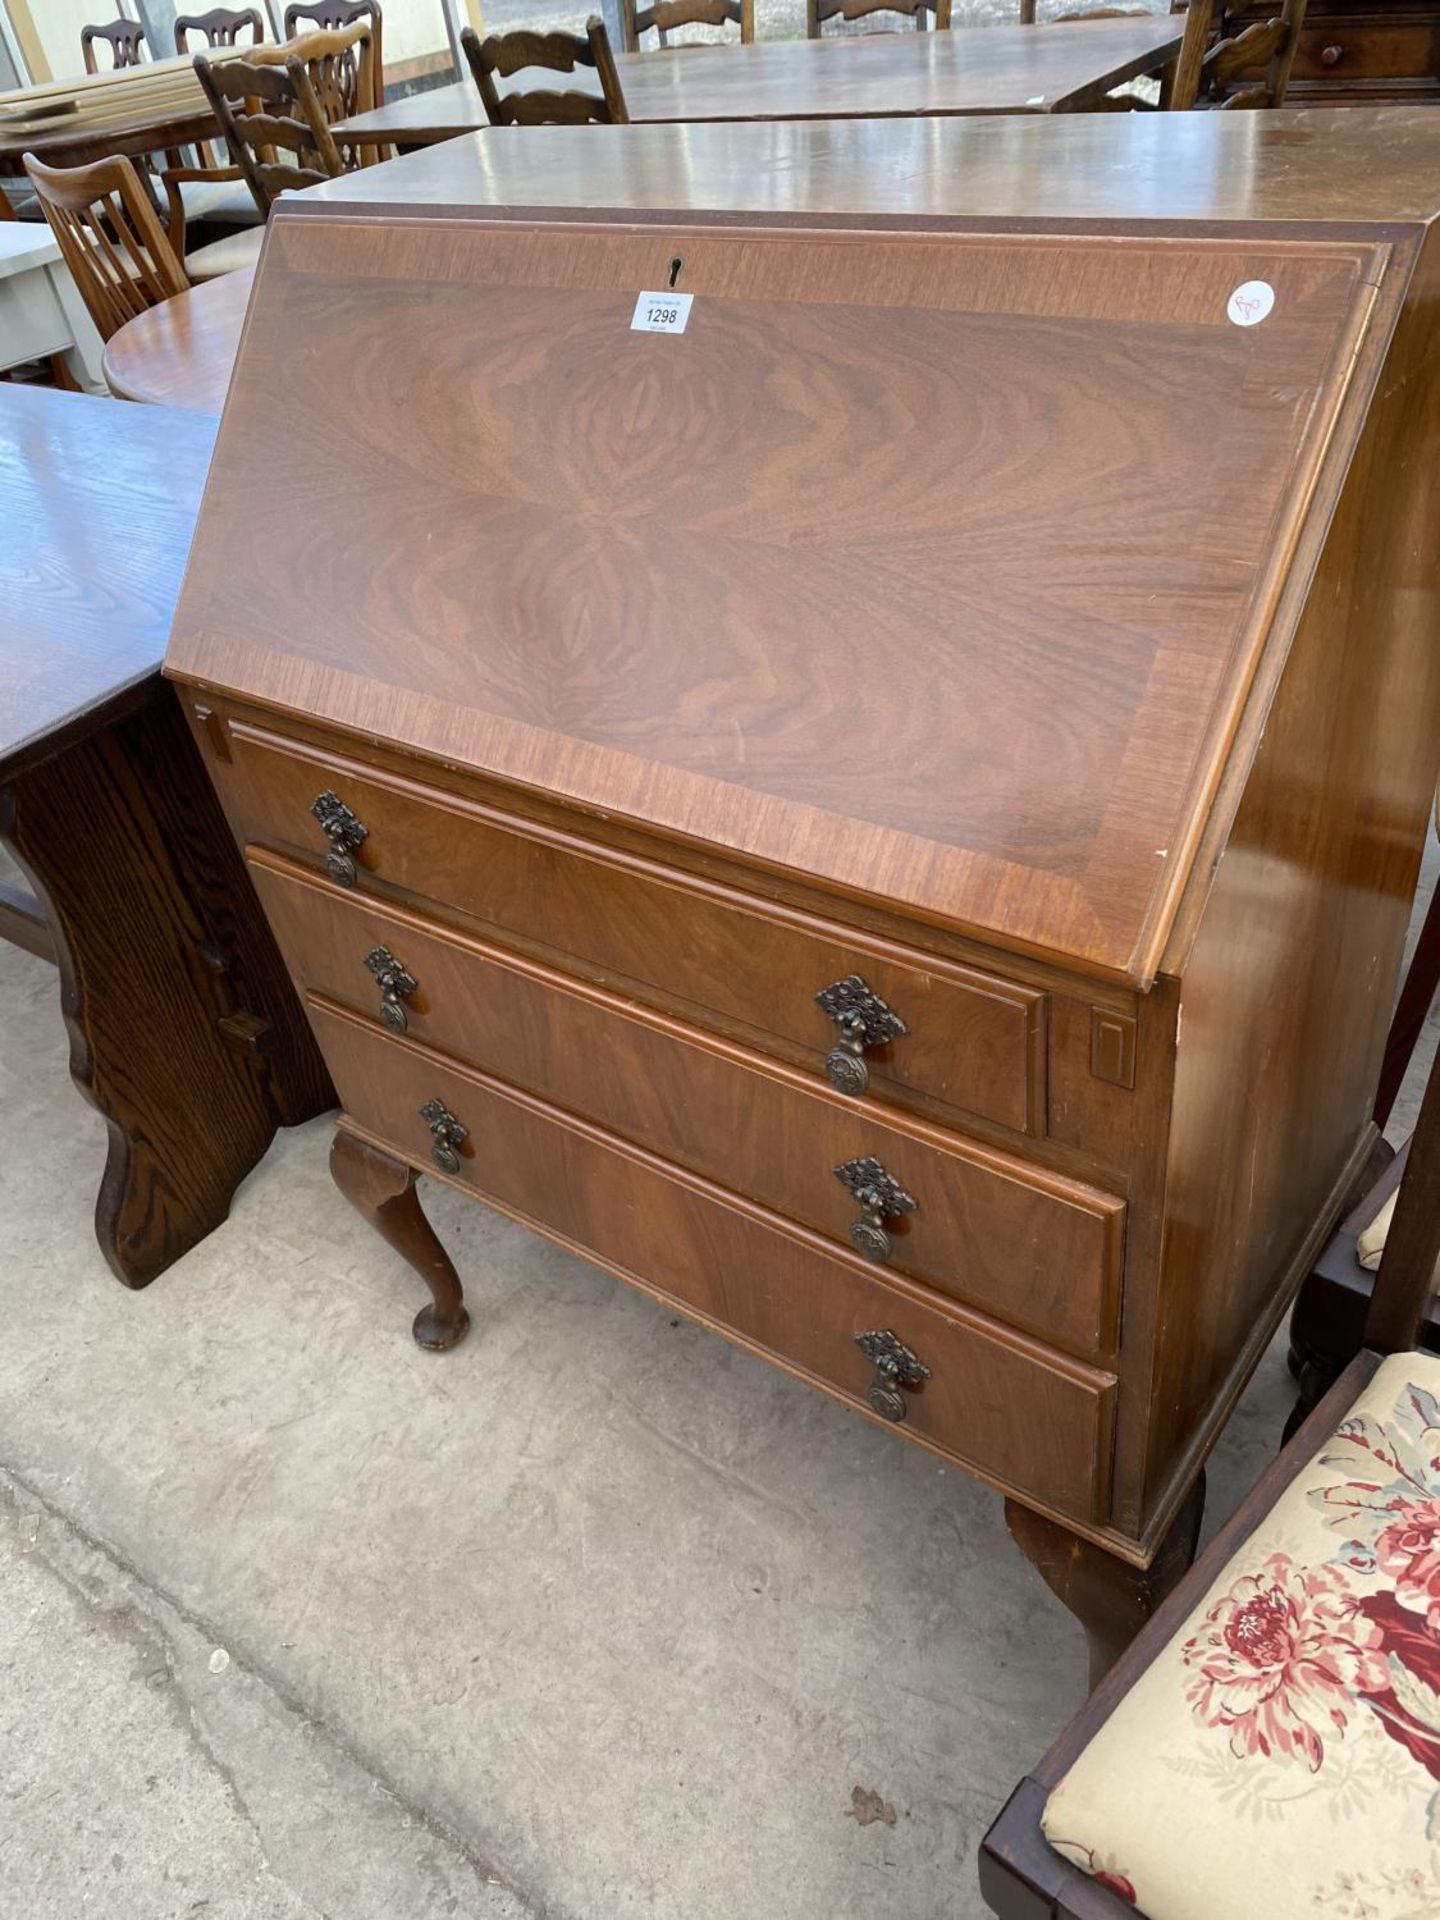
[0,687,333,1288]
[1004,1475,1206,1690]
[330,1129,471,1351]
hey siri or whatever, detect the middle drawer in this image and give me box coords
[251,852,1124,1360]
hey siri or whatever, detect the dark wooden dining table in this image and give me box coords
[335,16,1185,144]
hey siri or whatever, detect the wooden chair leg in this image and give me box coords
[330,1129,470,1351]
[1004,1475,1206,1691]
[1375,870,1440,1130]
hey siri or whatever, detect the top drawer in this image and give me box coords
[203,717,1046,1134]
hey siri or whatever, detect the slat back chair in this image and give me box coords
[282,0,385,98]
[806,0,951,34]
[460,19,629,126]
[23,150,189,344]
[979,1027,1440,1916]
[620,0,754,51]
[81,17,150,72]
[1168,0,1307,106]
[174,11,267,167]
[192,33,358,218]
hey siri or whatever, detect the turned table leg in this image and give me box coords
[1004,1475,1206,1690]
[0,687,332,1289]
[331,1129,470,1351]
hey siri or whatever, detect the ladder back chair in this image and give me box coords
[23,150,189,343]
[620,0,754,50]
[192,36,352,219]
[460,19,629,126]
[806,0,951,34]
[1169,0,1307,106]
[80,17,149,71]
[980,1025,1440,1917]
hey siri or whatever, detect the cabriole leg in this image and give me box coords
[330,1129,470,1351]
[1004,1474,1206,1691]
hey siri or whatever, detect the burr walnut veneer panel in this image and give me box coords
[168,217,1384,986]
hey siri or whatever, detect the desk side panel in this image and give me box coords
[1137,226,1440,1529]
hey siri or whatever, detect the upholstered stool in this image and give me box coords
[980,1026,1440,1920]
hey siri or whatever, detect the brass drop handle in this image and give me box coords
[855,1330,931,1424]
[420,1098,468,1175]
[312,790,369,888]
[364,945,417,1034]
[814,974,907,1096]
[834,1156,917,1263]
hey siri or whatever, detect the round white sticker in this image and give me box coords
[1227,280,1276,328]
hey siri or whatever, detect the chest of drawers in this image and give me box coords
[165,112,1440,1678]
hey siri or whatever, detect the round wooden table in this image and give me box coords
[103,266,252,414]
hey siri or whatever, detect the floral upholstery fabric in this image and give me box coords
[1043,1353,1440,1918]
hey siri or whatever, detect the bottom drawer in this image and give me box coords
[312,998,1116,1526]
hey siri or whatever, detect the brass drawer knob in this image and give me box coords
[855,1330,931,1423]
[419,1098,468,1175]
[311,790,369,888]
[814,974,907,1096]
[834,1156,917,1263]
[364,945,418,1034]
[1321,41,1344,63]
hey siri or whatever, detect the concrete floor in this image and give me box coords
[1,834,1434,1920]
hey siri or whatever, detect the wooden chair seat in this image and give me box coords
[170,174,263,228]
[184,222,262,281]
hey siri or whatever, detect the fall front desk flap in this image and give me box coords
[165,211,1387,986]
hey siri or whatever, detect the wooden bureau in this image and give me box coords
[165,110,1440,1677]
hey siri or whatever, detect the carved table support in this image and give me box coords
[1,686,333,1288]
[330,1128,471,1351]
[1004,1474,1206,1690]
